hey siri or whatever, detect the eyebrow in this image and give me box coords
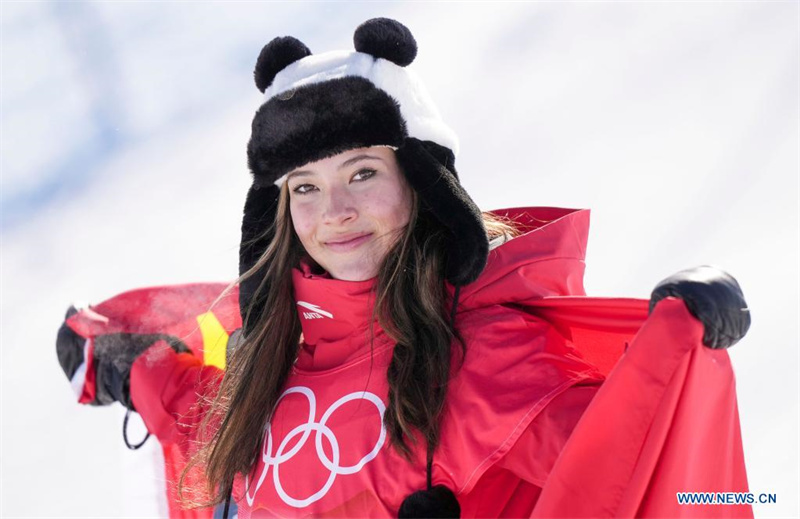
[286,154,384,181]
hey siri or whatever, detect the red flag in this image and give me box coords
[66,286,750,518]
[529,297,751,518]
[66,283,240,518]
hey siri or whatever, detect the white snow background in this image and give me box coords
[1,2,798,518]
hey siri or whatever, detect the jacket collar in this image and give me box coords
[292,262,376,346]
[292,206,589,370]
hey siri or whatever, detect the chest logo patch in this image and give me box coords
[297,301,334,320]
[245,386,387,508]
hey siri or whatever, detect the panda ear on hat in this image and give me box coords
[254,36,312,93]
[254,18,417,95]
[354,18,417,67]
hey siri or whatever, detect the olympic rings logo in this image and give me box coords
[245,386,387,508]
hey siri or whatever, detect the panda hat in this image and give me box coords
[239,18,488,332]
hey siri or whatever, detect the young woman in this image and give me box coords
[57,18,751,519]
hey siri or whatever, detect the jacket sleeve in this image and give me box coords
[497,382,600,487]
[129,340,224,448]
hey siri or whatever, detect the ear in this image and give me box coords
[353,18,417,67]
[238,184,281,334]
[254,36,312,93]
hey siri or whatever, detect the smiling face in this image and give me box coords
[286,146,414,281]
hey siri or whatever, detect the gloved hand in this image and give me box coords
[649,265,751,349]
[56,305,191,410]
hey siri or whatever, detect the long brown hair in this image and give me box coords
[179,182,519,508]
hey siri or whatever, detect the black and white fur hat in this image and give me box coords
[240,18,488,334]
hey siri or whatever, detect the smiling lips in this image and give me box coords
[324,233,373,252]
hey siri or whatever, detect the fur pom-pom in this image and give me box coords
[254,36,312,93]
[398,485,460,518]
[354,18,417,67]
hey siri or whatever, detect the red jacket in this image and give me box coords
[66,206,751,518]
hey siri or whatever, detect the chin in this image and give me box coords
[336,269,379,282]
[329,261,380,282]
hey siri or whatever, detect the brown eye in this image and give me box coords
[352,168,377,182]
[292,184,317,195]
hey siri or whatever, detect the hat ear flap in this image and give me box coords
[238,184,281,334]
[395,138,488,286]
[254,36,312,93]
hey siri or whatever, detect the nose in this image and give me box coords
[321,184,357,226]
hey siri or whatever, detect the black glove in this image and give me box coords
[649,265,751,349]
[56,305,85,386]
[93,333,191,409]
[56,305,191,410]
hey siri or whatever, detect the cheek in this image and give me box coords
[376,185,412,228]
[289,202,318,246]
[359,190,408,229]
